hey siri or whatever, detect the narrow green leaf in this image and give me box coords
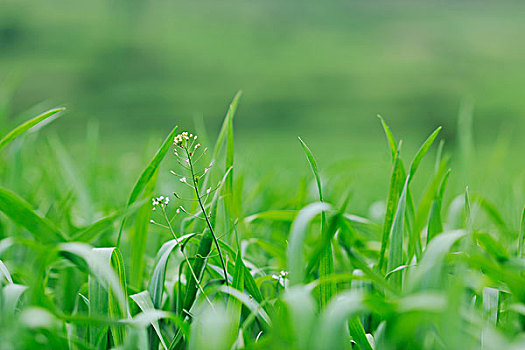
[130,170,158,288]
[298,137,336,307]
[408,126,442,181]
[377,115,397,161]
[148,234,194,309]
[518,207,525,258]
[378,145,403,272]
[387,176,409,290]
[0,107,64,152]
[427,170,451,244]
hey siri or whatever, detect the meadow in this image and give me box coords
[1,93,525,350]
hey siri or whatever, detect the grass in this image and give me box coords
[1,94,525,350]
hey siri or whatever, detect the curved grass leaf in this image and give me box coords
[130,290,168,350]
[59,243,128,347]
[0,259,13,284]
[287,202,331,286]
[2,283,27,315]
[148,234,194,309]
[408,230,465,291]
[312,291,368,350]
[0,107,64,152]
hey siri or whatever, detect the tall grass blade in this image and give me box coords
[298,137,336,307]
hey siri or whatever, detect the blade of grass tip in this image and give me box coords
[427,170,451,245]
[377,115,397,161]
[0,107,65,152]
[200,90,242,192]
[117,124,178,248]
[408,126,442,182]
[298,137,336,307]
[414,156,449,244]
[387,176,409,291]
[0,187,68,243]
[378,142,403,273]
[518,207,525,258]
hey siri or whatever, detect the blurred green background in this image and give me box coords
[1,0,525,177]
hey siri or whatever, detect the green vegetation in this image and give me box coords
[1,94,525,349]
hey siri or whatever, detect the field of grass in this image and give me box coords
[1,94,525,349]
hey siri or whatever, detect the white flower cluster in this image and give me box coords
[272,270,288,288]
[152,195,170,211]
[173,131,197,148]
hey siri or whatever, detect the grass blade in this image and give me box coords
[298,137,336,308]
[0,107,64,152]
[387,176,409,290]
[287,202,331,286]
[378,144,403,272]
[427,170,451,244]
[130,290,168,350]
[408,126,442,180]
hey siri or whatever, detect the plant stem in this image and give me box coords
[161,207,214,308]
[186,147,229,286]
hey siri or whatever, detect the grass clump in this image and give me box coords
[1,94,525,350]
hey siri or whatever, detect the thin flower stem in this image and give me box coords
[161,207,214,309]
[186,147,230,286]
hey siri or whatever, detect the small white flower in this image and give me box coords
[180,177,187,183]
[206,188,211,194]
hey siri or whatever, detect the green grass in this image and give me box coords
[2,95,525,350]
